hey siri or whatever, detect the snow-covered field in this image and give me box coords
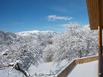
[0,67,25,77]
[0,59,68,77]
[28,59,68,77]
[67,61,98,77]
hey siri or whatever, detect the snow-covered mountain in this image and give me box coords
[0,30,56,63]
[16,30,54,36]
[0,25,99,77]
[0,30,57,77]
[0,31,17,44]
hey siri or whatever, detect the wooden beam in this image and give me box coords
[98,26,103,77]
[86,0,103,77]
[86,0,103,30]
[98,0,103,77]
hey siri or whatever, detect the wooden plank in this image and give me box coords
[56,56,98,77]
[76,56,98,64]
[57,60,76,77]
[98,26,103,77]
[86,0,103,30]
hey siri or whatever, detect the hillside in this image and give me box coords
[0,24,99,77]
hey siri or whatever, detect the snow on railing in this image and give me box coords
[55,55,98,77]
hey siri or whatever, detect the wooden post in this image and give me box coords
[98,26,103,77]
[98,0,103,77]
[86,0,103,76]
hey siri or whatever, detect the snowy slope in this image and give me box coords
[28,59,69,77]
[0,25,99,77]
[0,67,25,77]
[0,30,58,77]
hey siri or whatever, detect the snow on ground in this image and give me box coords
[67,61,98,77]
[0,67,25,77]
[28,62,56,77]
[28,59,68,77]
[0,59,68,77]
[28,62,54,74]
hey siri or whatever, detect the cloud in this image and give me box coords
[48,15,73,21]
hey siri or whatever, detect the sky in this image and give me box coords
[0,0,89,32]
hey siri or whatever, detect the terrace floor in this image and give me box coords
[67,61,98,77]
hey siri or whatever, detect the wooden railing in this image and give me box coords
[55,55,98,77]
